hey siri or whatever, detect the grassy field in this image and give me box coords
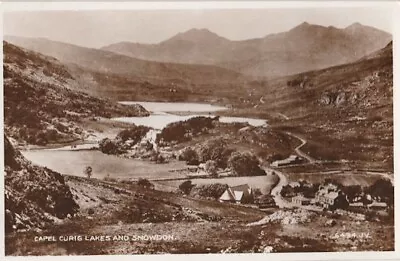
[156,174,279,194]
[22,150,187,180]
[285,172,383,187]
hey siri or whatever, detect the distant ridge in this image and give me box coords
[101,22,391,78]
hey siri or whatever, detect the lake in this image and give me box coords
[114,101,267,130]
[119,101,228,113]
[22,150,187,180]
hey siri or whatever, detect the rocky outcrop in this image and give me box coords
[4,136,79,233]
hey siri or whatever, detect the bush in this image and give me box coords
[150,151,167,164]
[103,174,117,182]
[228,152,265,176]
[137,178,154,189]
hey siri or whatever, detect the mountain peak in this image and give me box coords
[162,28,229,44]
[289,21,321,32]
[346,22,363,29]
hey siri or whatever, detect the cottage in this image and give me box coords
[271,155,302,167]
[219,184,254,204]
[289,181,301,188]
[292,195,311,206]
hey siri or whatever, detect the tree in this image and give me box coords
[253,188,263,198]
[341,185,362,203]
[179,180,194,195]
[84,166,93,179]
[204,160,218,177]
[366,178,394,205]
[228,152,265,176]
[179,147,199,165]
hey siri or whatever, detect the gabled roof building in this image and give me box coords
[219,184,254,204]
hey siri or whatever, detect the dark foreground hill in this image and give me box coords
[102,23,391,78]
[5,136,79,232]
[3,42,149,145]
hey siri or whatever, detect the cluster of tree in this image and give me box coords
[117,125,150,143]
[227,152,266,176]
[99,138,126,155]
[99,125,151,155]
[280,180,320,198]
[178,180,228,200]
[198,138,235,168]
[156,116,217,145]
[179,138,264,177]
[178,138,234,168]
[190,183,229,200]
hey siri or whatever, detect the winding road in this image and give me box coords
[267,130,394,209]
[264,166,293,208]
[285,131,316,164]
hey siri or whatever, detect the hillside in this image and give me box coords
[248,41,393,170]
[102,23,391,78]
[5,136,79,232]
[3,41,149,145]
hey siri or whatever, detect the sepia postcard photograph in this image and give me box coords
[1,1,399,260]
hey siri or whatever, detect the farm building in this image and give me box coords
[219,184,254,204]
[256,194,277,209]
[292,195,311,206]
[271,155,302,167]
[315,184,349,210]
[367,202,388,210]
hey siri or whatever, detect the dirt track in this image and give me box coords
[285,132,316,163]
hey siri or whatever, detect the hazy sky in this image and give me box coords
[3,7,393,48]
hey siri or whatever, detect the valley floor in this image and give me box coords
[6,110,394,255]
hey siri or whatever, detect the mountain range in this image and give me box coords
[101,22,391,77]
[4,35,244,85]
